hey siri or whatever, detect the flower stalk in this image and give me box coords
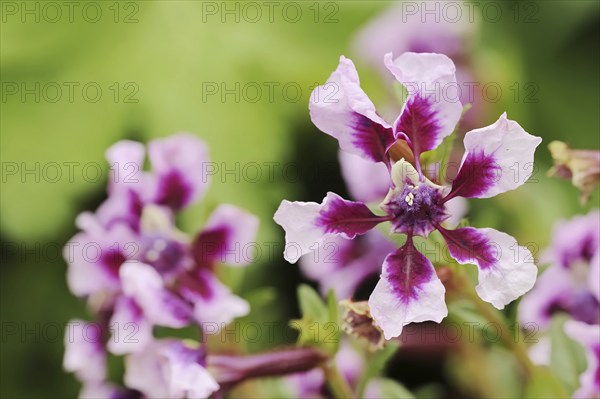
[207,347,328,389]
[321,359,356,399]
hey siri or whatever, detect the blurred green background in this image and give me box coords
[1,0,599,397]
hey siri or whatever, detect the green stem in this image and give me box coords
[458,272,535,377]
[322,359,355,399]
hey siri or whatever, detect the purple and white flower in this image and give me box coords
[519,211,600,329]
[275,52,541,339]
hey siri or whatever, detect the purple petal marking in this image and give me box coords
[545,291,600,325]
[438,226,497,269]
[316,193,389,237]
[351,112,395,163]
[155,170,192,210]
[192,227,230,271]
[444,151,501,201]
[180,270,215,300]
[385,238,435,302]
[100,248,127,278]
[394,93,442,156]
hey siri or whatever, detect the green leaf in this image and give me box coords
[549,314,587,394]
[297,284,328,322]
[376,378,416,399]
[326,289,341,354]
[357,342,400,398]
[523,365,569,398]
[292,285,339,355]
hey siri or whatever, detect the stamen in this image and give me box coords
[146,250,160,262]
[154,239,167,251]
[404,192,415,206]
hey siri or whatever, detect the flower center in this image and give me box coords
[142,236,186,273]
[381,184,447,237]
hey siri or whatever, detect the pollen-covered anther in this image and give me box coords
[146,249,160,262]
[405,192,415,206]
[153,239,167,252]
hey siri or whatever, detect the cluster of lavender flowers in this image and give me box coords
[520,211,600,398]
[63,134,258,398]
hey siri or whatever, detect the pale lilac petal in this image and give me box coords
[125,341,170,398]
[180,271,250,327]
[65,223,137,297]
[120,262,191,328]
[386,52,463,156]
[352,3,472,72]
[369,240,447,339]
[518,266,575,329]
[105,140,145,193]
[162,341,220,399]
[94,186,145,232]
[443,197,468,228]
[148,133,211,209]
[309,56,394,163]
[125,340,218,399]
[564,321,600,399]
[193,204,259,267]
[287,368,325,399]
[446,113,542,199]
[79,382,122,399]
[528,337,551,366]
[590,251,600,302]
[545,210,600,269]
[334,341,364,386]
[274,192,386,264]
[107,296,154,355]
[338,150,391,203]
[300,231,395,298]
[441,226,537,309]
[63,320,106,383]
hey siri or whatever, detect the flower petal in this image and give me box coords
[180,270,250,327]
[443,196,468,228]
[338,150,391,203]
[518,265,575,329]
[564,321,600,399]
[590,251,600,302]
[162,341,220,399]
[299,230,396,299]
[148,133,211,209]
[120,261,191,328]
[385,52,463,156]
[105,140,145,193]
[274,192,387,263]
[64,223,136,297]
[124,340,171,398]
[107,296,154,355]
[528,337,551,366]
[440,226,537,309]
[446,113,542,199]
[193,204,259,268]
[63,319,106,383]
[369,239,447,339]
[544,210,600,268]
[309,56,394,163]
